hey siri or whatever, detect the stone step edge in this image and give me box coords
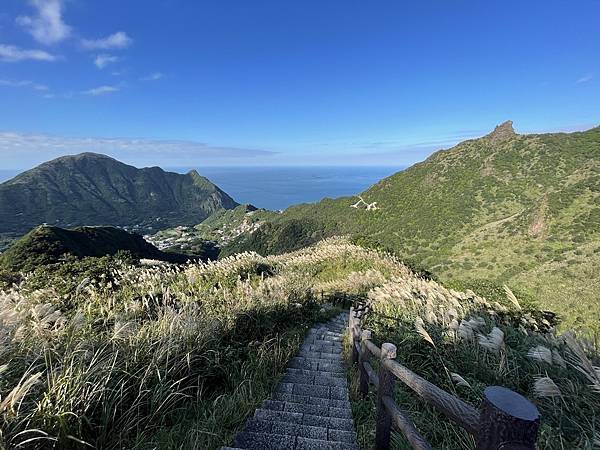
[233,431,358,449]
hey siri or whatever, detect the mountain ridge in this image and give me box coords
[222,123,600,332]
[0,152,239,234]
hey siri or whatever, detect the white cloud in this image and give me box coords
[140,72,164,81]
[0,132,277,168]
[81,32,132,50]
[16,0,71,45]
[576,74,593,84]
[0,43,57,62]
[94,54,119,69]
[82,85,120,96]
[0,79,48,91]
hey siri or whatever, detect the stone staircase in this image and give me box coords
[224,311,358,449]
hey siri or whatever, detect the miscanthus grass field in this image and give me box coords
[0,238,598,449]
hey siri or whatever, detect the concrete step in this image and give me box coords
[254,408,355,431]
[275,383,348,400]
[244,418,328,440]
[271,393,350,410]
[280,401,350,418]
[296,436,358,449]
[297,351,343,360]
[301,345,343,355]
[288,358,344,373]
[285,367,345,379]
[234,432,358,450]
[233,431,295,449]
[282,372,348,387]
[243,418,358,444]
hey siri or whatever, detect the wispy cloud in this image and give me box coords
[81,32,132,50]
[94,54,119,69]
[576,73,593,84]
[0,79,48,91]
[140,72,164,81]
[16,0,71,45]
[0,132,277,169]
[82,85,120,96]
[0,43,57,62]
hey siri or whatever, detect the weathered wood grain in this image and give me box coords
[382,395,433,450]
[375,343,397,450]
[475,386,540,450]
[384,358,480,434]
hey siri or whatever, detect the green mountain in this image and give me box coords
[0,225,192,272]
[223,122,600,331]
[0,152,239,234]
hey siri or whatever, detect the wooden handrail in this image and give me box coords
[382,395,433,450]
[383,358,479,434]
[348,308,540,450]
[364,339,382,359]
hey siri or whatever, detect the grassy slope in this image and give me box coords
[0,238,399,449]
[224,124,600,332]
[1,238,597,449]
[0,225,191,272]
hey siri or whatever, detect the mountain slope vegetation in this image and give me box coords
[0,152,238,234]
[0,225,192,272]
[223,123,600,332]
[148,204,278,252]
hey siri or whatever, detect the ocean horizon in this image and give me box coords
[0,165,404,211]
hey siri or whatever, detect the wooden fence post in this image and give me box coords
[476,386,540,450]
[376,343,397,450]
[349,307,359,364]
[358,329,372,397]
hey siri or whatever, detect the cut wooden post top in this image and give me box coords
[484,386,540,421]
[381,343,397,359]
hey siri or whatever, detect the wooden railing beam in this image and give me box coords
[382,395,433,450]
[364,339,382,359]
[384,358,479,434]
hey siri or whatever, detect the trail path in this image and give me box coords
[224,311,358,450]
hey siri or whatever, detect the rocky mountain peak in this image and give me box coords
[487,120,516,142]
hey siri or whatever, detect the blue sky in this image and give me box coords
[0,0,599,169]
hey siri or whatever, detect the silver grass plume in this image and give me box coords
[503,285,522,310]
[533,377,562,398]
[415,317,435,347]
[477,327,505,354]
[563,331,600,393]
[451,372,472,388]
[527,345,553,364]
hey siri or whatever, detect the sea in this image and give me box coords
[0,166,404,211]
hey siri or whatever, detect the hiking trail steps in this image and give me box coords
[223,311,358,450]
